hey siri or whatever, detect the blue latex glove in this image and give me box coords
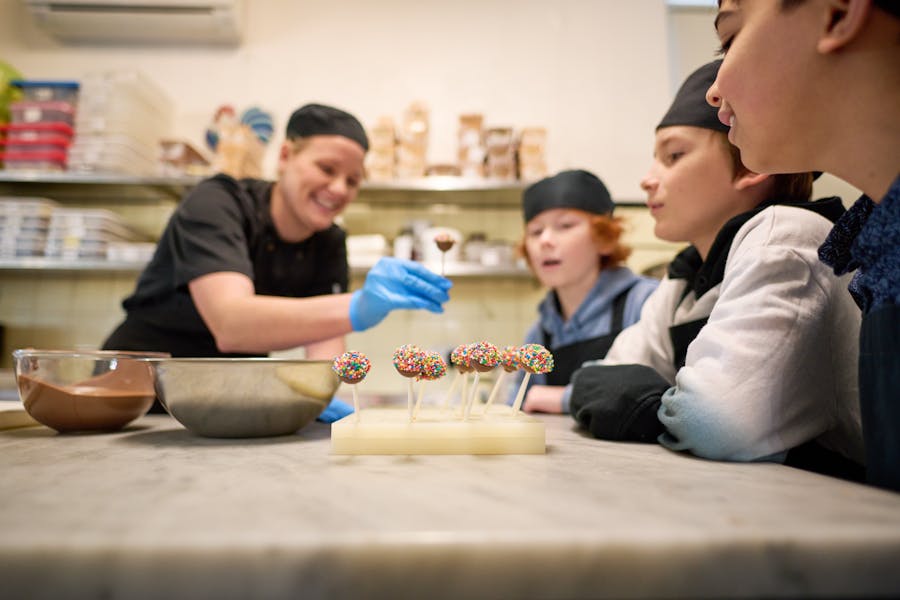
[348,257,452,331]
[317,398,354,423]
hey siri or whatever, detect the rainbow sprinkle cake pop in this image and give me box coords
[511,343,554,413]
[500,345,521,373]
[418,351,448,381]
[393,344,426,378]
[394,344,426,420]
[517,343,554,375]
[332,351,371,384]
[332,351,371,422]
[413,351,447,421]
[484,345,521,415]
[469,341,501,373]
[462,341,500,419]
[450,344,473,373]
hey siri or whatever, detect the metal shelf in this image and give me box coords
[0,257,532,278]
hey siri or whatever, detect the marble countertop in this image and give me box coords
[2,414,900,599]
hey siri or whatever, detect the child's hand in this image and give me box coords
[522,385,565,414]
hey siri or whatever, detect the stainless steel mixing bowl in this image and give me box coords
[148,358,340,438]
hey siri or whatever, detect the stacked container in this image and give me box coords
[44,207,146,261]
[69,70,173,176]
[0,197,59,258]
[0,80,79,171]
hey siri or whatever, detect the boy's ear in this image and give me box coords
[817,0,871,54]
[733,170,770,191]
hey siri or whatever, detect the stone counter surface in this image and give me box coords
[1,414,899,599]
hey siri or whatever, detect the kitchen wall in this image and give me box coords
[0,0,672,199]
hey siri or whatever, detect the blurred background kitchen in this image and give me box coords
[0,0,859,395]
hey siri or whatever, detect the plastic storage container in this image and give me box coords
[0,122,75,142]
[0,138,69,155]
[0,150,67,171]
[10,80,80,104]
[9,101,76,126]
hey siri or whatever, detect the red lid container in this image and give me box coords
[0,122,75,141]
[0,138,70,154]
[0,150,68,171]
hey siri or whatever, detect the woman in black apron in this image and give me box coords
[508,169,659,414]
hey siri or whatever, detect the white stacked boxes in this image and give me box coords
[457,113,485,178]
[395,101,429,179]
[44,208,145,260]
[517,127,548,182]
[365,116,396,182]
[0,198,59,258]
[69,71,173,176]
[484,126,516,180]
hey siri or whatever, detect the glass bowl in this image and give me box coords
[12,349,168,433]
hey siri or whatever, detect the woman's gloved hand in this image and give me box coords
[348,257,452,331]
[316,398,354,423]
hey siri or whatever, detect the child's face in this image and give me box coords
[524,208,603,291]
[707,0,823,175]
[641,126,745,257]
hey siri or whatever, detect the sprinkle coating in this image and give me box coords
[332,351,370,384]
[518,343,554,374]
[418,351,447,381]
[450,343,473,373]
[393,344,426,377]
[469,341,500,372]
[500,346,521,372]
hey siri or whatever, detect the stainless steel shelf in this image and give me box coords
[0,258,532,279]
[0,258,148,273]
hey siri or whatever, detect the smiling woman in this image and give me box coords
[100,103,453,417]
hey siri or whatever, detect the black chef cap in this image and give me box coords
[522,169,614,222]
[285,103,369,152]
[657,59,728,133]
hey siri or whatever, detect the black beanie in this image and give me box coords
[657,59,728,133]
[522,169,614,222]
[285,103,369,151]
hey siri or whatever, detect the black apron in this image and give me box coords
[543,286,631,386]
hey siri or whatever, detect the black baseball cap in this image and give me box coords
[658,59,728,133]
[523,169,614,222]
[285,103,369,151]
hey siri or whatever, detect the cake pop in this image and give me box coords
[332,351,370,422]
[464,341,500,419]
[483,345,521,415]
[511,343,554,413]
[434,233,456,276]
[413,351,447,421]
[393,344,426,420]
[443,343,473,414]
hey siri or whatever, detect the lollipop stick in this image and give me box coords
[352,384,360,423]
[464,371,481,420]
[413,380,426,421]
[457,372,470,418]
[511,372,532,413]
[441,371,461,411]
[482,370,507,415]
[407,378,415,422]
[441,252,446,277]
